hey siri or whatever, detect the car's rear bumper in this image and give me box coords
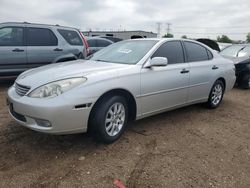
[7,86,95,134]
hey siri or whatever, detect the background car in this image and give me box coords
[220,44,250,89]
[218,42,232,51]
[0,22,89,77]
[7,39,236,143]
[86,37,113,55]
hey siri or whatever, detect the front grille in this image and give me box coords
[15,83,30,96]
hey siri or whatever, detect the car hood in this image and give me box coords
[222,56,250,64]
[16,60,129,88]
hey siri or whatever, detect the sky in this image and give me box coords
[0,0,250,40]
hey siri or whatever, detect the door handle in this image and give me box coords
[212,65,219,70]
[180,69,190,74]
[53,48,63,51]
[12,48,24,52]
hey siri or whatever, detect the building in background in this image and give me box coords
[82,30,157,41]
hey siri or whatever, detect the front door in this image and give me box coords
[140,41,190,116]
[0,26,27,76]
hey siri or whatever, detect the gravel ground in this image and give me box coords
[0,78,249,188]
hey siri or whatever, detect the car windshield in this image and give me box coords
[90,40,157,64]
[220,45,246,57]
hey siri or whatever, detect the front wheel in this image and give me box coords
[206,80,225,109]
[89,96,128,144]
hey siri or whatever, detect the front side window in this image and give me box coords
[152,41,185,64]
[58,29,83,46]
[27,28,58,46]
[184,42,209,62]
[0,27,24,46]
[90,40,157,64]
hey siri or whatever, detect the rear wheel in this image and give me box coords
[89,96,128,143]
[206,80,225,109]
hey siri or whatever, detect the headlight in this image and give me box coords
[28,77,87,98]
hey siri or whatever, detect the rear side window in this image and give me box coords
[152,41,185,64]
[184,42,209,62]
[27,28,58,46]
[96,39,112,47]
[0,27,24,46]
[58,29,83,46]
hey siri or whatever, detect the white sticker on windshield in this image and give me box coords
[117,49,132,54]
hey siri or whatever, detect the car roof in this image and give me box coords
[128,38,207,43]
[0,22,79,31]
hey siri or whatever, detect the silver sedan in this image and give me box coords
[7,39,236,143]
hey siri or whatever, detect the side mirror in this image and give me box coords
[149,57,168,67]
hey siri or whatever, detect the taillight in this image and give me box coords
[79,31,90,56]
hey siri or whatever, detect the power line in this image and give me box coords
[156,22,162,38]
[166,23,172,34]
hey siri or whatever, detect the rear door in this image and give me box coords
[26,27,61,67]
[57,29,84,57]
[0,26,27,76]
[183,41,215,103]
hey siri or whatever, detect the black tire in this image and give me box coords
[206,80,225,109]
[89,96,128,144]
[240,74,250,89]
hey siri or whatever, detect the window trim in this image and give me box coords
[150,40,186,65]
[27,27,58,46]
[183,41,213,63]
[0,26,26,46]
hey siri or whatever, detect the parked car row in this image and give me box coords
[7,38,236,143]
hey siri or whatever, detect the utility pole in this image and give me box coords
[165,23,172,34]
[156,22,162,38]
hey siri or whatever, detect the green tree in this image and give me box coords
[163,33,174,38]
[181,35,187,39]
[217,35,232,43]
[246,33,250,43]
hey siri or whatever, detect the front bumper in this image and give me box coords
[7,86,95,134]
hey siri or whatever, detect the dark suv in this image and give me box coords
[0,22,89,76]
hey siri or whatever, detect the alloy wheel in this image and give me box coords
[211,84,223,106]
[105,102,125,137]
